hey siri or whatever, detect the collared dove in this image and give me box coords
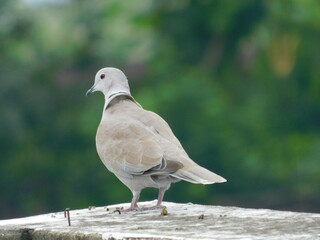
[86,67,226,211]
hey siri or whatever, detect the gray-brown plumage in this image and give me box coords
[86,67,226,211]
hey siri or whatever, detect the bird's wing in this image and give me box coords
[131,105,227,184]
[98,98,226,184]
[137,110,185,150]
[96,120,182,176]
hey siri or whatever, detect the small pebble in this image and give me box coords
[160,207,168,216]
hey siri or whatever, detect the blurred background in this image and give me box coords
[1,0,319,219]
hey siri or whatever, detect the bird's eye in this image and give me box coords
[100,74,105,79]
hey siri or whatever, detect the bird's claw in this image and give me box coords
[115,206,141,213]
[141,204,166,211]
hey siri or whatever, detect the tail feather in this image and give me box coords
[172,165,227,184]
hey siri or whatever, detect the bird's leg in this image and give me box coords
[156,187,166,206]
[121,191,141,212]
[141,187,166,210]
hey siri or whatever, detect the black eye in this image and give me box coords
[100,74,105,79]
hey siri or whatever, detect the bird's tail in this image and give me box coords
[172,165,227,184]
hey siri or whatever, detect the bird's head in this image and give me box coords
[86,67,131,98]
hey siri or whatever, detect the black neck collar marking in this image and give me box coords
[108,91,129,99]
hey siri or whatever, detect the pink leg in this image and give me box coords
[121,191,141,212]
[156,187,166,206]
[141,188,166,210]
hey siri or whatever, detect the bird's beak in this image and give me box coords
[86,86,95,97]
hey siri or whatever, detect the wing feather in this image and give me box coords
[96,120,183,176]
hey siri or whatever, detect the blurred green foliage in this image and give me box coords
[0,0,319,218]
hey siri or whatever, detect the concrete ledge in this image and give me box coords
[0,201,319,240]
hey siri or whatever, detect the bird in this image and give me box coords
[86,67,226,211]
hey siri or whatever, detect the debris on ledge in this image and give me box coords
[0,201,319,240]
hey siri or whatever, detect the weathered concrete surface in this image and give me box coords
[0,201,319,240]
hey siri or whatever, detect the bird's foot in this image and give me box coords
[141,204,166,211]
[114,206,141,213]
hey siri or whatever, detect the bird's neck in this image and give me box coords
[104,91,131,108]
[106,95,133,108]
[107,91,129,100]
[101,92,142,120]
